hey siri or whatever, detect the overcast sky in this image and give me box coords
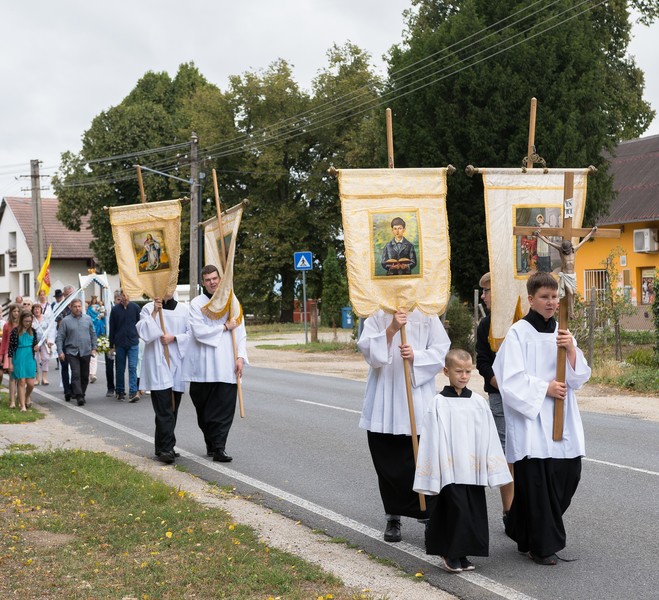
[1,1,657,198]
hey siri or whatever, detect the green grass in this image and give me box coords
[255,341,357,353]
[590,361,659,394]
[0,449,384,599]
[0,389,45,424]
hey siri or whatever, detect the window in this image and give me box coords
[22,273,31,297]
[584,269,608,326]
[0,254,4,277]
[640,268,656,305]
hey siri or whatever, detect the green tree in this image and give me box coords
[53,63,216,282]
[386,0,656,299]
[320,248,349,332]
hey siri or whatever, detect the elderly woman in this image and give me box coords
[31,303,55,385]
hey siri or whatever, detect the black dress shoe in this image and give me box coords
[77,398,86,406]
[384,519,402,542]
[65,395,71,402]
[213,450,233,462]
[206,447,214,457]
[156,451,176,464]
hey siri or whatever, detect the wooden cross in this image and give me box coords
[513,171,620,440]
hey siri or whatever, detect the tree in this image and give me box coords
[320,248,349,334]
[386,0,656,299]
[53,63,216,282]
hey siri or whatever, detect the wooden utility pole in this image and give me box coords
[30,159,45,291]
[189,132,200,295]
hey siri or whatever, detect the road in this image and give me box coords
[30,361,659,600]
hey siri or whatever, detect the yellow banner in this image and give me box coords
[201,202,244,321]
[480,168,590,348]
[338,168,450,317]
[109,199,182,300]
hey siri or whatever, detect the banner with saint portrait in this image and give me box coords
[480,168,590,349]
[109,199,182,300]
[201,201,245,321]
[338,168,450,317]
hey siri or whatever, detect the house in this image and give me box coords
[0,196,97,304]
[575,134,659,325]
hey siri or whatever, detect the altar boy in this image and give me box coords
[414,349,512,573]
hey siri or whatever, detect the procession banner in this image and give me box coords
[481,168,590,349]
[36,244,52,296]
[201,201,244,322]
[338,168,450,317]
[109,199,182,300]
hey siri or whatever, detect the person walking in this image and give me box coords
[109,289,140,402]
[183,265,247,462]
[56,298,97,406]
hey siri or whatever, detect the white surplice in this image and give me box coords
[136,301,189,392]
[182,294,248,384]
[413,390,512,495]
[492,320,591,463]
[357,310,450,435]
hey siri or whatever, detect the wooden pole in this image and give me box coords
[211,169,245,418]
[136,165,147,203]
[386,107,425,512]
[527,97,537,170]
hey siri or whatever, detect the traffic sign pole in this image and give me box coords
[302,270,308,344]
[293,251,313,344]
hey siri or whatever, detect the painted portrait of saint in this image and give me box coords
[371,210,421,278]
[132,230,170,273]
[514,206,562,277]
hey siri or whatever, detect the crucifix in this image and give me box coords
[513,171,620,440]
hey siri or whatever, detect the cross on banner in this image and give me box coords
[513,172,620,440]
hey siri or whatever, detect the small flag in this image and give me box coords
[37,244,52,296]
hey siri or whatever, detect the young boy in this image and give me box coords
[414,348,512,573]
[493,271,591,566]
[380,217,417,275]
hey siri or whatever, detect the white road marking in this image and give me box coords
[292,398,361,414]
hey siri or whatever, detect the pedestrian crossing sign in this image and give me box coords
[294,251,313,271]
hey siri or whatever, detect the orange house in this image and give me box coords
[575,135,658,316]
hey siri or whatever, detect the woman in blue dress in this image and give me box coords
[8,311,38,412]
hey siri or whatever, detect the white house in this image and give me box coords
[0,196,99,304]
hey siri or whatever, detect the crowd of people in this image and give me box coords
[1,264,588,576]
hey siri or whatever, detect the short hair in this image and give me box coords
[69,298,83,307]
[445,348,472,368]
[31,304,42,315]
[63,285,75,294]
[526,271,558,295]
[479,272,491,288]
[390,217,406,228]
[201,264,220,278]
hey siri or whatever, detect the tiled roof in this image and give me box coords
[600,134,659,224]
[2,196,95,259]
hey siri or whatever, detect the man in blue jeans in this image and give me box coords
[109,288,140,402]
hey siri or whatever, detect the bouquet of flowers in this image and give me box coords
[97,334,110,354]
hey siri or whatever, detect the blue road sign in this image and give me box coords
[294,251,313,271]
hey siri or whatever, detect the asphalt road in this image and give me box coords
[31,360,659,600]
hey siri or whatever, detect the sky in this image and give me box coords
[1,1,658,199]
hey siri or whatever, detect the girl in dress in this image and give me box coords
[0,303,21,408]
[8,311,38,412]
[31,303,55,385]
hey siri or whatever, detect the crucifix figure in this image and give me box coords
[513,171,620,440]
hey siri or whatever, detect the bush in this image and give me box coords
[626,349,655,367]
[444,295,475,355]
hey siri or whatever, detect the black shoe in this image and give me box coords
[442,556,463,573]
[459,557,475,571]
[528,552,558,565]
[157,451,180,458]
[503,511,509,529]
[206,446,214,457]
[384,519,402,542]
[156,451,176,464]
[213,449,233,462]
[65,395,71,402]
[77,398,86,406]
[106,390,115,397]
[117,392,126,401]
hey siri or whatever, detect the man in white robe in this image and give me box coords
[183,265,247,462]
[357,308,450,542]
[493,271,591,565]
[136,295,189,464]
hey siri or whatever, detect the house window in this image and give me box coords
[22,273,31,297]
[0,254,4,277]
[8,231,17,267]
[584,269,607,303]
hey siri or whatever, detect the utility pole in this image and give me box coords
[189,132,200,295]
[30,159,45,289]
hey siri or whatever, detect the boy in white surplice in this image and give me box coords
[414,349,512,573]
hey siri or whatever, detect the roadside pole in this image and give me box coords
[294,251,313,344]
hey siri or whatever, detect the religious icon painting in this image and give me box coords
[132,229,170,274]
[370,209,422,278]
[513,205,562,277]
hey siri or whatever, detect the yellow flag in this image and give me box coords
[201,202,245,322]
[479,168,590,349]
[338,168,451,317]
[36,244,52,296]
[109,199,182,300]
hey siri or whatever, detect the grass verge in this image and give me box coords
[255,341,357,354]
[0,449,382,599]
[0,389,45,424]
[590,361,659,394]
